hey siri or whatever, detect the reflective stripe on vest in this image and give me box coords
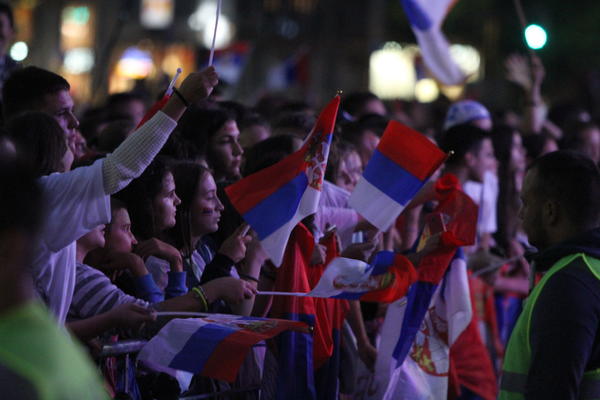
[500,253,600,400]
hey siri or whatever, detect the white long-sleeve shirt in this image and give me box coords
[33,111,177,324]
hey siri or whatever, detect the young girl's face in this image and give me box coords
[210,120,243,181]
[191,171,224,237]
[106,208,137,253]
[153,172,181,232]
[336,150,362,192]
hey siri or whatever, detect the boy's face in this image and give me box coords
[38,89,79,146]
[467,138,496,183]
[106,208,137,253]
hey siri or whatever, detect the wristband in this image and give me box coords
[173,87,190,107]
[191,286,208,311]
[239,273,259,283]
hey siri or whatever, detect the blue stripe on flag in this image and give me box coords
[370,251,396,275]
[243,172,308,239]
[169,323,233,373]
[392,280,439,366]
[363,150,425,206]
[401,0,433,31]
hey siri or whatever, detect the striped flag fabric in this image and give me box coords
[137,313,309,382]
[308,251,417,303]
[400,0,465,85]
[225,96,340,266]
[348,121,446,232]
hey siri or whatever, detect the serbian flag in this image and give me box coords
[365,174,478,400]
[349,121,446,232]
[226,96,340,266]
[400,0,465,85]
[308,251,417,303]
[137,313,309,382]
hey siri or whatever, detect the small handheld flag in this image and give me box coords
[225,96,340,266]
[348,121,446,232]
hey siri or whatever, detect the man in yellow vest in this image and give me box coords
[500,150,600,399]
[0,159,108,399]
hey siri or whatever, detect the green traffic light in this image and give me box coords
[525,24,547,50]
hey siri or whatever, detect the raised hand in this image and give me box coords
[218,224,253,263]
[178,66,219,104]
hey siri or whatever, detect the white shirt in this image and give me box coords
[463,170,498,235]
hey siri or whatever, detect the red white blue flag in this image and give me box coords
[226,96,340,266]
[137,313,308,382]
[308,251,417,303]
[400,0,465,85]
[348,121,446,232]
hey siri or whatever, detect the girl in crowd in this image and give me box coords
[113,157,188,300]
[177,107,244,183]
[169,161,262,315]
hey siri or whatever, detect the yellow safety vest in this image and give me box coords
[0,301,108,400]
[499,253,600,400]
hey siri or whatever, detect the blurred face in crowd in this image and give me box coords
[578,126,600,164]
[357,130,380,166]
[106,208,137,253]
[471,117,493,132]
[153,172,181,231]
[240,124,270,149]
[191,171,224,237]
[79,225,106,251]
[0,12,14,54]
[336,150,362,192]
[38,89,79,146]
[510,132,527,173]
[361,99,387,117]
[467,138,495,183]
[210,120,243,181]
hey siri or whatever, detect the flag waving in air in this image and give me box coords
[349,121,446,232]
[400,0,465,85]
[226,96,340,266]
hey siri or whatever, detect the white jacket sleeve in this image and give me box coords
[102,111,178,194]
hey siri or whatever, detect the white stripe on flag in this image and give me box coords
[262,185,320,267]
[138,318,211,366]
[349,178,406,232]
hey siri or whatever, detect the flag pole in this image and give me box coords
[257,291,308,297]
[512,0,536,58]
[208,0,222,66]
[165,67,182,96]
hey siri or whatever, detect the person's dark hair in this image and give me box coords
[529,150,600,228]
[0,160,42,236]
[243,134,298,176]
[439,123,489,166]
[96,119,135,153]
[341,113,388,145]
[491,125,522,250]
[522,134,554,166]
[0,3,14,30]
[6,112,67,176]
[271,111,315,139]
[105,92,146,120]
[2,66,70,119]
[168,161,210,255]
[218,100,247,123]
[177,106,234,164]
[342,91,381,118]
[114,157,173,240]
[560,121,599,152]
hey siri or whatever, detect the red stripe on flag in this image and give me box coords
[225,150,307,215]
[201,323,305,382]
[377,121,446,181]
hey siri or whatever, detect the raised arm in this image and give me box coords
[102,67,219,194]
